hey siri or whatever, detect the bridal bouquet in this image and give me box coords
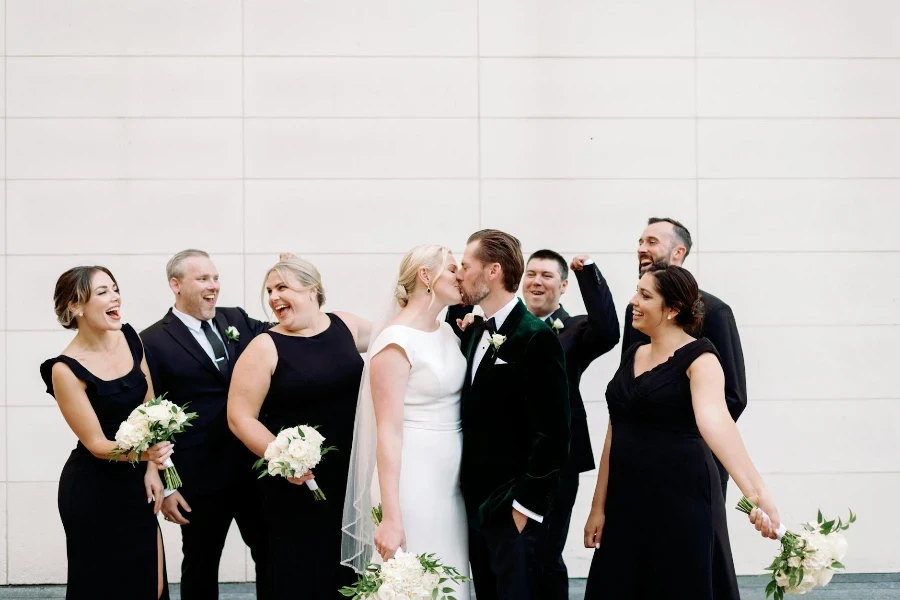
[339,504,469,600]
[111,394,197,489]
[253,424,335,500]
[736,497,855,599]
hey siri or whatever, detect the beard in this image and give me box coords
[638,255,671,277]
[460,273,490,306]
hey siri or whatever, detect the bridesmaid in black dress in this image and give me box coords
[228,257,371,599]
[39,266,173,600]
[583,264,780,600]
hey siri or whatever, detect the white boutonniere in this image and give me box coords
[224,326,240,342]
[489,333,506,351]
[551,318,564,333]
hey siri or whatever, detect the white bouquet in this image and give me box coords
[253,424,335,500]
[339,505,469,600]
[736,497,855,599]
[111,394,197,489]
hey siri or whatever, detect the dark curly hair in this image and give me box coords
[645,262,704,331]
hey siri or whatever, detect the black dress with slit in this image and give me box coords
[40,324,168,600]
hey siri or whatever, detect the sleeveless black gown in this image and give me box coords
[258,314,363,599]
[39,324,168,600]
[585,338,740,600]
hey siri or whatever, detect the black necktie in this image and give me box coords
[200,321,228,373]
[545,317,553,326]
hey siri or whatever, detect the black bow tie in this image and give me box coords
[482,317,497,335]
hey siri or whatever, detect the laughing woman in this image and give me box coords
[228,257,371,599]
[39,266,173,600]
[583,263,780,600]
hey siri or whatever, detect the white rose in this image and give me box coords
[143,403,171,424]
[826,534,848,562]
[268,460,283,476]
[816,569,835,587]
[263,442,281,461]
[775,570,789,588]
[274,432,291,451]
[552,318,564,330]
[421,571,440,590]
[377,583,398,600]
[787,556,801,569]
[490,333,506,348]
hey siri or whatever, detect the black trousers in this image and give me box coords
[469,510,545,600]
[533,471,579,600]
[178,485,268,600]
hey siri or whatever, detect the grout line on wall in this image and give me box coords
[5,0,9,584]
[241,0,247,314]
[7,116,900,121]
[693,0,701,278]
[6,176,900,182]
[6,54,900,60]
[476,0,481,228]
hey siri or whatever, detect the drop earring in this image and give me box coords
[426,286,432,294]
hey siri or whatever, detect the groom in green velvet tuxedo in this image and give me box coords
[455,229,571,600]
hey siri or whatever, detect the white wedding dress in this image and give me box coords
[368,322,470,598]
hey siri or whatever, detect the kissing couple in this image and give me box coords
[341,229,571,600]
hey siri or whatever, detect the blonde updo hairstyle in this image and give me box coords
[261,257,326,317]
[395,245,452,308]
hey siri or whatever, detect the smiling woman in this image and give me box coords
[227,256,372,600]
[40,265,172,600]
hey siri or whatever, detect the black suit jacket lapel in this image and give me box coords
[550,306,570,326]
[162,309,227,382]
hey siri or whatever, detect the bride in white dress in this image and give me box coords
[341,245,470,600]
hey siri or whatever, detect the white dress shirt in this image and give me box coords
[471,295,544,524]
[171,306,229,363]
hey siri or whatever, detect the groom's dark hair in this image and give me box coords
[467,229,524,293]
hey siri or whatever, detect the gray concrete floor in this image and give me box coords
[1,574,899,599]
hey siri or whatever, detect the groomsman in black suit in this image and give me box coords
[448,249,619,600]
[521,250,619,599]
[141,249,271,600]
[622,217,747,498]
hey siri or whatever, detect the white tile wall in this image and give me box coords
[0,484,6,585]
[7,58,243,117]
[702,253,899,326]
[243,0,478,57]
[7,119,243,179]
[481,119,696,178]
[480,59,695,117]
[479,0,695,57]
[698,180,900,251]
[243,180,480,254]
[698,59,900,118]
[696,0,900,57]
[6,1,243,56]
[698,120,900,179]
[244,119,479,179]
[7,181,245,255]
[2,0,898,586]
[7,483,67,584]
[245,58,478,117]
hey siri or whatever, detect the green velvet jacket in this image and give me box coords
[459,299,571,530]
